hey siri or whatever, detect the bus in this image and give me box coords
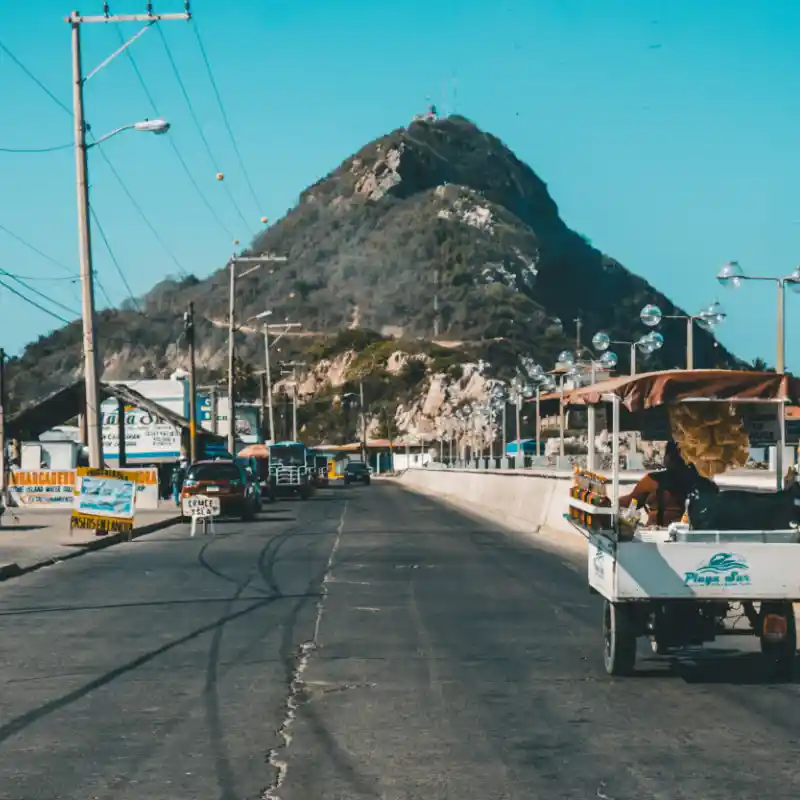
[268,441,313,499]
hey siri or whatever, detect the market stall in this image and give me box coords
[562,369,800,678]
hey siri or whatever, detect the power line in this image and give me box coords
[91,137,190,279]
[0,277,73,325]
[156,22,253,236]
[0,39,72,118]
[116,26,235,241]
[0,267,79,318]
[191,19,264,220]
[89,204,143,314]
[0,143,72,153]
[0,222,76,276]
[0,220,112,306]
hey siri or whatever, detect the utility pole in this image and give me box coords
[0,349,6,497]
[433,268,440,338]
[68,4,191,469]
[261,319,301,444]
[259,372,266,442]
[359,380,368,464]
[185,302,197,463]
[280,360,307,441]
[226,253,288,456]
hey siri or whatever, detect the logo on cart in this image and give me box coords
[684,552,750,588]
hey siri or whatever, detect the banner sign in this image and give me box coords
[71,468,137,534]
[9,468,159,509]
[101,402,181,463]
[8,471,75,507]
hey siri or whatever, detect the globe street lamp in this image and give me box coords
[592,330,664,375]
[640,301,726,369]
[715,261,800,373]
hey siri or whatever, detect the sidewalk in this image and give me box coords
[0,502,182,580]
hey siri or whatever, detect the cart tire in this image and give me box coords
[603,600,637,676]
[760,602,796,682]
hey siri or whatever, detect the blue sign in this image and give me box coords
[197,394,214,424]
[684,552,751,588]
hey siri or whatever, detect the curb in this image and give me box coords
[0,515,182,583]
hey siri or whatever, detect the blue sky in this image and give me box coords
[2,0,799,369]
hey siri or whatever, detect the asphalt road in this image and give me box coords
[1,483,800,799]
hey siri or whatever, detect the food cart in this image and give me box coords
[564,369,800,679]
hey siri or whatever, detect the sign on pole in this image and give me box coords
[71,467,137,535]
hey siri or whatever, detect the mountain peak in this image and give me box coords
[6,116,740,408]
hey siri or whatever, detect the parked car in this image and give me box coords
[181,459,261,521]
[343,461,371,486]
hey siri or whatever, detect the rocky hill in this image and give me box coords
[6,114,740,423]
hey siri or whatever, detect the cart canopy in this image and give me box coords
[563,369,800,414]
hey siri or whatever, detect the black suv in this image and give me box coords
[343,461,371,486]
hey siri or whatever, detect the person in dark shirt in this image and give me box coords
[619,440,716,527]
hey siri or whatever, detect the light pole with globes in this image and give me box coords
[716,261,800,374]
[640,301,726,370]
[591,331,664,376]
[558,348,619,469]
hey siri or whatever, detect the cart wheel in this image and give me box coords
[603,599,637,676]
[760,601,796,682]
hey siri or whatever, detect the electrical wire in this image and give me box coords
[0,221,112,307]
[89,203,143,314]
[0,143,72,153]
[0,222,75,275]
[156,22,253,235]
[4,34,188,296]
[0,267,79,318]
[116,26,235,241]
[0,39,73,117]
[190,19,264,219]
[90,137,190,279]
[0,277,73,325]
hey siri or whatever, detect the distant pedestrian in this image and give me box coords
[171,460,187,506]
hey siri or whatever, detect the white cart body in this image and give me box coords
[588,531,800,602]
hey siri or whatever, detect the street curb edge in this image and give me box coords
[0,515,182,583]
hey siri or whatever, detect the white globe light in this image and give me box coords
[717,260,745,289]
[592,332,610,352]
[640,304,662,327]
[787,266,800,295]
[558,350,575,365]
[600,350,618,369]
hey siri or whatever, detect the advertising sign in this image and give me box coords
[198,394,261,443]
[71,468,137,534]
[746,407,780,446]
[182,495,221,518]
[101,401,181,463]
[8,471,76,507]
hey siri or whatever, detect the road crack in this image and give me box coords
[261,500,348,800]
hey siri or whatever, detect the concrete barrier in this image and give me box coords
[398,467,781,543]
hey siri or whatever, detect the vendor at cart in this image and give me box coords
[619,440,717,527]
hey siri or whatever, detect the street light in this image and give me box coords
[639,301,726,369]
[87,118,171,148]
[592,330,663,375]
[76,114,173,468]
[226,254,288,455]
[715,261,800,373]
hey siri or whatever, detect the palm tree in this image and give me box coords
[751,357,773,372]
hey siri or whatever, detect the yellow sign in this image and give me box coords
[70,512,133,534]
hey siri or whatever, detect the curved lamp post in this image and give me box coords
[640,301,726,369]
[592,330,663,375]
[77,117,172,467]
[716,261,800,374]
